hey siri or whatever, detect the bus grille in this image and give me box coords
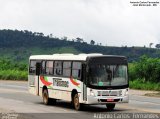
[97,90,121,96]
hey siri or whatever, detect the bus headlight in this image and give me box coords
[90,89,95,96]
[124,89,129,96]
[119,90,122,96]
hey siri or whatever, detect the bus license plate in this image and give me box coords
[107,99,114,102]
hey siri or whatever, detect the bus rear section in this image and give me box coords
[28,54,129,111]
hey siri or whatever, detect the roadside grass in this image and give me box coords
[129,79,160,91]
[0,70,27,80]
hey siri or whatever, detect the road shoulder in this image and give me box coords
[129,89,159,97]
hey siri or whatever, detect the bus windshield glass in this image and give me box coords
[89,64,128,86]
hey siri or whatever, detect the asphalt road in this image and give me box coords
[0,81,160,119]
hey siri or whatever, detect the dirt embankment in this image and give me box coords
[129,89,160,97]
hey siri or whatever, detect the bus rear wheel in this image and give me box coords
[43,89,51,105]
[73,93,81,111]
[106,103,115,111]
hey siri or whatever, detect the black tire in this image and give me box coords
[42,89,51,105]
[50,98,57,105]
[73,93,81,111]
[106,103,115,111]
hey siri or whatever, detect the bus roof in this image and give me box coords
[29,53,126,61]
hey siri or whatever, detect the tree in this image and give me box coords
[90,40,95,45]
[61,36,67,41]
[72,39,75,42]
[49,34,53,38]
[155,44,160,49]
[149,43,153,48]
[76,37,83,43]
[37,32,44,37]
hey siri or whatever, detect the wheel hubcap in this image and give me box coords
[43,92,48,104]
[74,95,79,109]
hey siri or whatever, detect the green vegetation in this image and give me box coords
[129,55,160,82]
[0,70,27,80]
[0,59,27,80]
[129,80,160,91]
[129,55,160,91]
[0,29,160,63]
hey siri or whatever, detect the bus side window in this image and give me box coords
[72,62,81,79]
[46,61,54,75]
[63,61,71,77]
[36,63,41,75]
[29,60,37,74]
[54,61,62,76]
[41,61,46,74]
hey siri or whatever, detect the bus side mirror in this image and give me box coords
[36,63,41,75]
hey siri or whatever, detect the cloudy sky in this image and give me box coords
[0,0,160,47]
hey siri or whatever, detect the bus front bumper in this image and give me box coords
[86,95,129,104]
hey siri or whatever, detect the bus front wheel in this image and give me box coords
[73,93,81,110]
[106,103,115,111]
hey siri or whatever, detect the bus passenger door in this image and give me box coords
[82,64,87,101]
[35,62,41,96]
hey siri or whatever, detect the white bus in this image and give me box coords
[28,53,129,110]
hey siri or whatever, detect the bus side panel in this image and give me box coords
[48,89,72,101]
[77,82,85,103]
[38,76,71,101]
[28,75,39,95]
[39,76,83,102]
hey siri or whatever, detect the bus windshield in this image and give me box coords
[89,64,128,86]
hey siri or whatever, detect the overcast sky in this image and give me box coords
[0,0,160,47]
